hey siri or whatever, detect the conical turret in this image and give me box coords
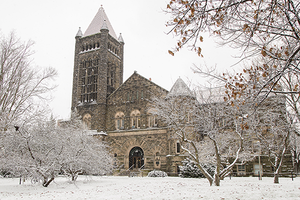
[83,6,117,38]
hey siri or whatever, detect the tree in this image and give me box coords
[166,0,300,101]
[0,31,56,131]
[152,88,252,186]
[58,111,112,181]
[0,110,112,186]
[248,96,291,183]
[0,110,60,187]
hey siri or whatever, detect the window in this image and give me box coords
[147,109,157,128]
[82,113,92,130]
[130,110,140,129]
[237,165,246,176]
[148,115,157,127]
[115,112,125,130]
[176,141,181,154]
[80,59,98,103]
[254,164,263,176]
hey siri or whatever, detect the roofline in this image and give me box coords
[107,71,169,99]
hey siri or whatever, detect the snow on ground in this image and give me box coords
[0,176,299,200]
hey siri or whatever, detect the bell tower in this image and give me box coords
[71,6,124,131]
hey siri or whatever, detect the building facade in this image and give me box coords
[71,7,293,176]
[71,7,186,174]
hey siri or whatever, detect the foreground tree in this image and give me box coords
[166,0,300,101]
[152,86,252,186]
[249,96,291,183]
[58,111,112,181]
[0,110,112,186]
[0,31,56,131]
[194,57,297,183]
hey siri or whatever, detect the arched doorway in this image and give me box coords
[129,147,144,169]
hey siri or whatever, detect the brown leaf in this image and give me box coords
[168,50,174,56]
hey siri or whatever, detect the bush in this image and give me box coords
[179,159,215,178]
[147,170,168,177]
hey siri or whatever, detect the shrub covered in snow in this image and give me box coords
[179,159,215,178]
[147,170,168,177]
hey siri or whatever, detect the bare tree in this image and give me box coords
[166,0,300,101]
[58,111,112,182]
[152,88,252,186]
[248,96,291,183]
[0,110,112,186]
[0,31,56,131]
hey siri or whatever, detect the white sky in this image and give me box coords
[0,0,243,120]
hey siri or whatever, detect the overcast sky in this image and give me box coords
[0,0,243,120]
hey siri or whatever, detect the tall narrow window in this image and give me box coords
[83,113,92,130]
[147,109,157,128]
[130,110,140,129]
[176,141,181,154]
[115,112,125,130]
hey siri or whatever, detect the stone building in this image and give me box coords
[71,7,187,175]
[71,7,293,176]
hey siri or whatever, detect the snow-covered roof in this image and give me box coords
[76,27,83,37]
[167,77,194,98]
[83,6,117,39]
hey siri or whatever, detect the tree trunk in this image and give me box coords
[274,173,279,184]
[214,175,220,186]
[42,176,54,187]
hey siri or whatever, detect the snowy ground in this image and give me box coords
[0,176,299,200]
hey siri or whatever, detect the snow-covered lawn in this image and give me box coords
[0,176,299,199]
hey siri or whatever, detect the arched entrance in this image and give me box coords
[129,147,144,169]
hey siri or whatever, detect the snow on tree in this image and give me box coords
[166,0,300,102]
[0,31,56,131]
[151,86,252,186]
[218,58,298,183]
[179,158,215,178]
[0,109,112,186]
[58,110,113,181]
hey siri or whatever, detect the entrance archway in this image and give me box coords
[129,147,144,169]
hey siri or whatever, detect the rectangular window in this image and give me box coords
[176,142,181,154]
[254,164,263,176]
[141,91,143,99]
[117,119,120,129]
[237,165,246,176]
[121,119,124,129]
[137,91,139,99]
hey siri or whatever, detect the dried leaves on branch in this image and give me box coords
[166,0,300,99]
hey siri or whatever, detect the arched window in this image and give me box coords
[147,109,157,128]
[82,113,91,130]
[115,112,124,130]
[130,110,140,129]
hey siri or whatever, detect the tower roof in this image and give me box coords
[83,6,117,39]
[76,27,83,37]
[167,77,194,98]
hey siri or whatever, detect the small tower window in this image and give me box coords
[176,141,181,154]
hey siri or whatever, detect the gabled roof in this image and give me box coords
[167,77,194,97]
[83,6,117,39]
[108,71,168,99]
